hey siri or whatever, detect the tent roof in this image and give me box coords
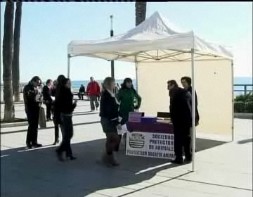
[68,12,233,62]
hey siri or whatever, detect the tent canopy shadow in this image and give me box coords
[1,136,227,197]
[1,138,183,197]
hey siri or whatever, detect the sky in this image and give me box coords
[0,2,252,82]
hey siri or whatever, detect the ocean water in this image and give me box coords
[71,77,252,92]
[71,79,136,92]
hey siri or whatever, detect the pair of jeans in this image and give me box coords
[58,113,73,157]
[173,125,192,160]
[105,132,120,155]
[90,95,99,110]
[100,118,120,154]
[26,107,40,145]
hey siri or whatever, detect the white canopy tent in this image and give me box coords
[68,12,233,171]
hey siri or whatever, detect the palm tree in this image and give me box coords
[135,2,147,26]
[3,1,15,121]
[12,1,22,102]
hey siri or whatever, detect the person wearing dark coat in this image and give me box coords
[167,80,193,164]
[55,77,77,161]
[78,84,85,100]
[181,76,200,126]
[51,79,60,145]
[23,76,43,149]
[42,79,53,121]
[100,77,121,167]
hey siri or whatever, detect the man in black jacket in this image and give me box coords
[167,80,192,164]
[23,76,43,149]
[43,79,53,121]
[181,76,200,126]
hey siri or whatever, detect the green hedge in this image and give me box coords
[234,93,253,113]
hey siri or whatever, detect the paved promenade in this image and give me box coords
[1,101,252,197]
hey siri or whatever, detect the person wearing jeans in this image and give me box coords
[100,77,121,167]
[55,77,77,161]
[87,77,100,111]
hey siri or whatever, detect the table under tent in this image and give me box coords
[67,11,233,171]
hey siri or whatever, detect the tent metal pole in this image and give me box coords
[231,61,235,141]
[110,15,115,78]
[135,56,138,92]
[191,48,196,172]
[67,55,70,78]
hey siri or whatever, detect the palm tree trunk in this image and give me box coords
[135,2,147,26]
[12,1,22,102]
[3,1,15,121]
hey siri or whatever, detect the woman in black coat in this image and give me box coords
[100,77,121,167]
[52,76,65,145]
[55,77,77,161]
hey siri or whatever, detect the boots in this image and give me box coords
[102,153,119,167]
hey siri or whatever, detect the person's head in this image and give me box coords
[90,77,94,82]
[167,80,178,91]
[63,78,71,89]
[56,75,66,88]
[181,76,191,89]
[30,76,41,87]
[122,78,133,89]
[103,77,115,91]
[53,80,57,86]
[46,79,53,87]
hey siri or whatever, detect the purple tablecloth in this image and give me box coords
[126,122,174,134]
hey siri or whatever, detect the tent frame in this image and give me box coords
[67,49,234,172]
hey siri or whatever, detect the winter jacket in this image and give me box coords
[99,90,120,126]
[169,87,192,128]
[187,86,200,126]
[56,87,76,114]
[23,82,41,112]
[42,86,52,103]
[117,88,142,124]
[87,81,100,96]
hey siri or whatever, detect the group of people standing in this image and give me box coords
[23,74,198,166]
[23,75,77,161]
[23,75,141,164]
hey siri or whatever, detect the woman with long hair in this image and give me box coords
[100,77,121,167]
[118,78,142,124]
[52,75,65,145]
[116,78,142,151]
[55,77,77,161]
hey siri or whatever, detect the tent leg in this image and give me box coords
[191,48,196,172]
[111,60,115,78]
[231,61,235,141]
[67,55,70,78]
[135,56,138,92]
